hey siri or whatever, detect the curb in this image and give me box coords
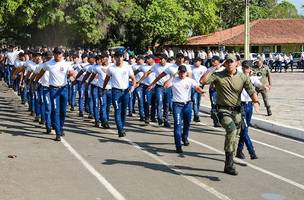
[200,105,304,141]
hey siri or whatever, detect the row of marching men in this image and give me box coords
[10,48,208,142]
[8,47,263,176]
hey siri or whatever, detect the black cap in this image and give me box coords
[88,53,97,59]
[211,55,221,62]
[136,55,145,61]
[145,55,155,60]
[53,47,64,54]
[194,57,202,62]
[81,53,88,59]
[178,65,187,72]
[176,53,184,59]
[159,53,168,60]
[114,49,124,57]
[33,52,43,57]
[242,60,252,69]
[42,51,53,58]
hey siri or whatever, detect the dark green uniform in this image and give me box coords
[206,69,255,154]
[252,65,271,114]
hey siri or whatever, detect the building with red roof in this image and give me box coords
[186,19,304,53]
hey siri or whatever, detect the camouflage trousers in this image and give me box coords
[218,109,242,155]
[257,89,270,109]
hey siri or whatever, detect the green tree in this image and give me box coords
[218,0,273,29]
[270,0,299,18]
[177,0,220,35]
[140,0,190,47]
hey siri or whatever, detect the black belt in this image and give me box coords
[155,84,164,88]
[112,87,128,92]
[241,101,252,105]
[173,101,191,105]
[49,85,67,89]
[217,105,241,112]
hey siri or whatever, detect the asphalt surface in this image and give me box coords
[1,81,304,200]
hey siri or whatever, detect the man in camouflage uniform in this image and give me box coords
[252,56,272,116]
[200,54,260,176]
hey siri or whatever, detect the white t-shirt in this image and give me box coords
[138,64,155,85]
[164,64,192,78]
[35,62,49,87]
[132,64,144,81]
[43,59,73,87]
[241,76,262,102]
[106,63,134,90]
[87,64,98,85]
[150,63,170,86]
[25,60,37,73]
[14,60,25,68]
[191,65,207,84]
[94,64,112,89]
[172,77,198,103]
[77,62,90,81]
[6,50,23,65]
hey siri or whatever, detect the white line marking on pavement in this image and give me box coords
[199,123,304,159]
[61,138,126,200]
[189,139,304,191]
[121,137,232,200]
[251,127,304,145]
[251,139,304,159]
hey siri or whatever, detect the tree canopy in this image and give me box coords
[0,0,302,50]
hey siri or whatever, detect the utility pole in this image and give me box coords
[244,0,250,60]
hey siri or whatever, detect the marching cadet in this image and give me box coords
[200,54,260,176]
[72,53,90,117]
[236,60,267,160]
[102,50,136,137]
[88,53,112,129]
[135,54,158,124]
[130,55,145,120]
[191,57,207,122]
[252,56,272,116]
[148,53,191,128]
[166,65,205,153]
[137,54,170,125]
[209,56,224,127]
[34,47,76,141]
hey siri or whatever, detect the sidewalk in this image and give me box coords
[200,72,304,140]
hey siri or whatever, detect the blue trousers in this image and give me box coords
[143,85,155,120]
[173,102,192,147]
[155,85,170,123]
[42,86,52,130]
[191,88,202,118]
[70,82,77,109]
[133,84,144,119]
[112,88,129,132]
[92,86,112,123]
[28,82,35,113]
[50,86,68,136]
[77,81,86,113]
[5,65,13,87]
[101,89,112,123]
[238,102,255,154]
[85,84,93,115]
[34,85,42,118]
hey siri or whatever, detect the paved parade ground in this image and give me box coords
[1,73,304,200]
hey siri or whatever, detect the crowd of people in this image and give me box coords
[0,45,275,176]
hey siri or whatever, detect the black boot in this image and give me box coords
[236,149,245,159]
[176,146,183,153]
[250,151,258,160]
[224,152,238,176]
[266,107,272,116]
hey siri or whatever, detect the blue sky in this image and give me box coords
[279,0,304,15]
